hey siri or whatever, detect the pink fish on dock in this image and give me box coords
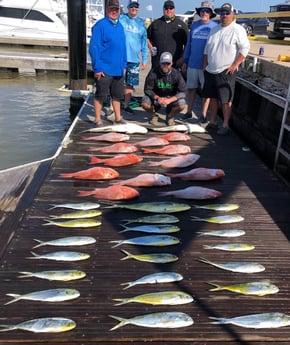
[134,137,169,147]
[148,154,200,168]
[166,168,225,181]
[158,186,222,200]
[59,167,119,180]
[78,185,139,200]
[89,154,143,167]
[113,173,171,187]
[81,133,130,142]
[88,143,138,153]
[142,144,191,156]
[157,132,191,142]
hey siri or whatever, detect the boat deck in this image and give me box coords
[1,94,290,344]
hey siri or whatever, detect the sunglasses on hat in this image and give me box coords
[129,3,139,8]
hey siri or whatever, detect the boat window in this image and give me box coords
[0,7,54,22]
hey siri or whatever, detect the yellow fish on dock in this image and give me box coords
[43,219,101,228]
[191,215,244,224]
[198,257,265,273]
[192,203,239,211]
[106,201,191,213]
[207,281,279,296]
[49,209,102,219]
[18,269,86,281]
[203,243,255,251]
[120,250,178,263]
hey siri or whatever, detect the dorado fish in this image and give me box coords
[148,154,200,168]
[113,173,171,187]
[198,257,265,273]
[0,317,76,333]
[121,250,178,263]
[88,143,138,153]
[157,132,191,142]
[203,243,255,251]
[192,203,239,212]
[84,123,148,134]
[18,270,86,281]
[81,133,130,142]
[109,312,193,330]
[197,229,246,237]
[78,185,139,200]
[209,312,290,329]
[59,166,119,180]
[121,214,179,225]
[113,290,193,306]
[32,236,96,249]
[207,281,279,296]
[121,272,183,290]
[151,123,205,133]
[110,235,180,248]
[191,215,244,224]
[49,202,100,210]
[5,288,80,305]
[134,137,169,147]
[142,144,191,155]
[159,186,221,200]
[89,154,143,167]
[166,167,225,181]
[27,251,90,262]
[49,209,102,219]
[43,219,101,228]
[106,201,191,213]
[119,224,180,234]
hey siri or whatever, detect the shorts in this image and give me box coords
[94,74,124,102]
[142,95,186,111]
[202,69,236,104]
[125,62,140,87]
[186,68,204,89]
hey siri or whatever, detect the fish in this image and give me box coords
[148,154,200,168]
[121,250,178,263]
[84,123,148,134]
[119,224,180,234]
[121,214,180,225]
[113,173,171,187]
[142,144,191,155]
[88,143,138,153]
[43,219,101,228]
[5,288,80,305]
[207,281,279,296]
[151,123,205,133]
[110,235,180,248]
[109,312,193,330]
[121,272,183,290]
[203,243,255,251]
[59,166,119,180]
[197,229,246,237]
[113,290,193,306]
[166,167,225,181]
[81,132,130,142]
[192,203,239,212]
[191,215,244,224]
[27,251,90,262]
[18,270,86,281]
[156,132,191,142]
[49,209,102,219]
[198,257,265,273]
[106,201,191,213]
[78,185,139,200]
[134,137,169,147]
[159,186,222,200]
[89,153,143,167]
[0,317,76,333]
[32,236,96,249]
[49,202,100,210]
[209,312,290,329]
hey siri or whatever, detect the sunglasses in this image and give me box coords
[200,8,212,14]
[164,6,174,10]
[220,11,231,16]
[161,62,171,65]
[129,4,139,8]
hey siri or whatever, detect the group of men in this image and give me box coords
[89,0,250,135]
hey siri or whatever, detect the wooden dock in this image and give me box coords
[0,94,290,344]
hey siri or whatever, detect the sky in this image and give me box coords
[119,0,284,19]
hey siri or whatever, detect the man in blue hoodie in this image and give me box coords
[89,0,127,126]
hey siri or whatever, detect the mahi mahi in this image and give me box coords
[43,219,101,228]
[32,236,96,248]
[121,272,183,289]
[207,281,279,296]
[121,214,179,225]
[49,209,101,219]
[198,257,265,273]
[191,215,244,224]
[119,224,180,234]
[49,202,100,210]
[203,243,255,251]
[110,235,180,247]
[121,250,178,263]
[106,201,191,213]
[27,251,90,262]
[18,270,86,281]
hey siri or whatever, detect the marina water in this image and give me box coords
[0,70,73,171]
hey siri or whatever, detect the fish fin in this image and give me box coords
[108,315,128,331]
[17,272,32,278]
[197,257,211,265]
[109,240,122,248]
[5,294,21,305]
[59,173,73,178]
[118,224,129,233]
[0,324,17,332]
[203,245,212,250]
[208,316,228,324]
[48,204,57,210]
[26,251,39,259]
[207,282,222,291]
[191,216,202,221]
[77,190,95,197]
[42,220,54,226]
[112,298,128,306]
[120,282,132,290]
[120,250,132,260]
[196,232,204,237]
[89,157,102,165]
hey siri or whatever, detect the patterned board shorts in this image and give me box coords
[125,62,140,87]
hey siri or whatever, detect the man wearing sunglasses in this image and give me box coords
[147,1,188,69]
[203,2,249,135]
[142,52,186,126]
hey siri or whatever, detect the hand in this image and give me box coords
[95,72,105,80]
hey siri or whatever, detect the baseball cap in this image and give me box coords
[163,1,175,9]
[196,1,216,18]
[128,0,139,8]
[107,0,120,8]
[160,52,173,64]
[220,3,234,12]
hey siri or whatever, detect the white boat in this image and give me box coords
[0,0,104,40]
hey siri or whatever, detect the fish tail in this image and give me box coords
[196,232,205,237]
[207,282,223,291]
[197,257,211,265]
[48,204,57,210]
[157,191,168,196]
[119,219,131,225]
[208,316,228,324]
[0,324,17,332]
[89,157,102,165]
[191,216,202,221]
[120,282,132,290]
[112,298,128,306]
[32,239,44,249]
[203,245,212,250]
[142,148,153,153]
[147,161,158,167]
[88,146,99,152]
[59,173,73,178]
[26,251,40,259]
[81,136,90,141]
[120,250,133,260]
[17,272,32,278]
[118,225,129,233]
[109,240,122,248]
[109,315,128,331]
[42,221,54,226]
[5,294,21,305]
[77,190,95,197]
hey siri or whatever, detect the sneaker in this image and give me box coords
[150,115,159,126]
[95,120,104,127]
[186,117,199,124]
[166,116,175,126]
[124,106,134,114]
[217,126,229,135]
[114,117,127,125]
[106,113,116,122]
[180,112,192,120]
[206,122,218,129]
[199,116,208,124]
